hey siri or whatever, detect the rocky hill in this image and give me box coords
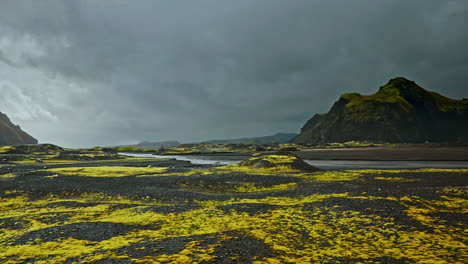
[0,112,38,145]
[291,77,468,144]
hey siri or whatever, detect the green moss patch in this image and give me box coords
[46,166,168,177]
[13,222,141,244]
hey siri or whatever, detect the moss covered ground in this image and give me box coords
[111,143,305,155]
[0,151,467,263]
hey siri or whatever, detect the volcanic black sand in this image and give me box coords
[295,146,468,161]
[0,150,467,263]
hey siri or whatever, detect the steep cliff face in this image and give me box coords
[0,112,38,145]
[292,77,468,144]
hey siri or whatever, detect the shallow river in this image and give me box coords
[120,153,468,170]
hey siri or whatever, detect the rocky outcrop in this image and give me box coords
[239,152,322,172]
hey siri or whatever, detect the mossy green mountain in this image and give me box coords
[0,112,37,146]
[292,77,468,144]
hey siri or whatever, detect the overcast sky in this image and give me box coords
[0,0,467,148]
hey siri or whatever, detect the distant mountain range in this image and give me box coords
[113,140,181,150]
[198,133,297,145]
[117,133,298,149]
[0,112,38,146]
[291,77,468,144]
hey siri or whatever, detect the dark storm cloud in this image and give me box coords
[0,0,467,147]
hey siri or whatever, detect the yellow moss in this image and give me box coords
[154,162,304,177]
[228,182,298,193]
[165,155,303,176]
[1,168,468,263]
[13,159,81,165]
[0,146,14,153]
[0,238,97,262]
[374,176,418,182]
[438,187,468,196]
[311,171,364,181]
[358,168,468,174]
[178,181,298,194]
[0,173,16,180]
[257,155,298,164]
[13,156,169,165]
[1,192,467,263]
[308,168,468,182]
[46,166,168,177]
[218,164,303,175]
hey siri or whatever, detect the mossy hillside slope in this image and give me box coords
[0,112,38,146]
[293,77,468,144]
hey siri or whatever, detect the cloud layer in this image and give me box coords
[0,0,467,147]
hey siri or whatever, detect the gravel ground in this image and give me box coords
[0,155,467,263]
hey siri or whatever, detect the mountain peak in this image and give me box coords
[378,77,425,97]
[374,77,431,104]
[388,76,414,85]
